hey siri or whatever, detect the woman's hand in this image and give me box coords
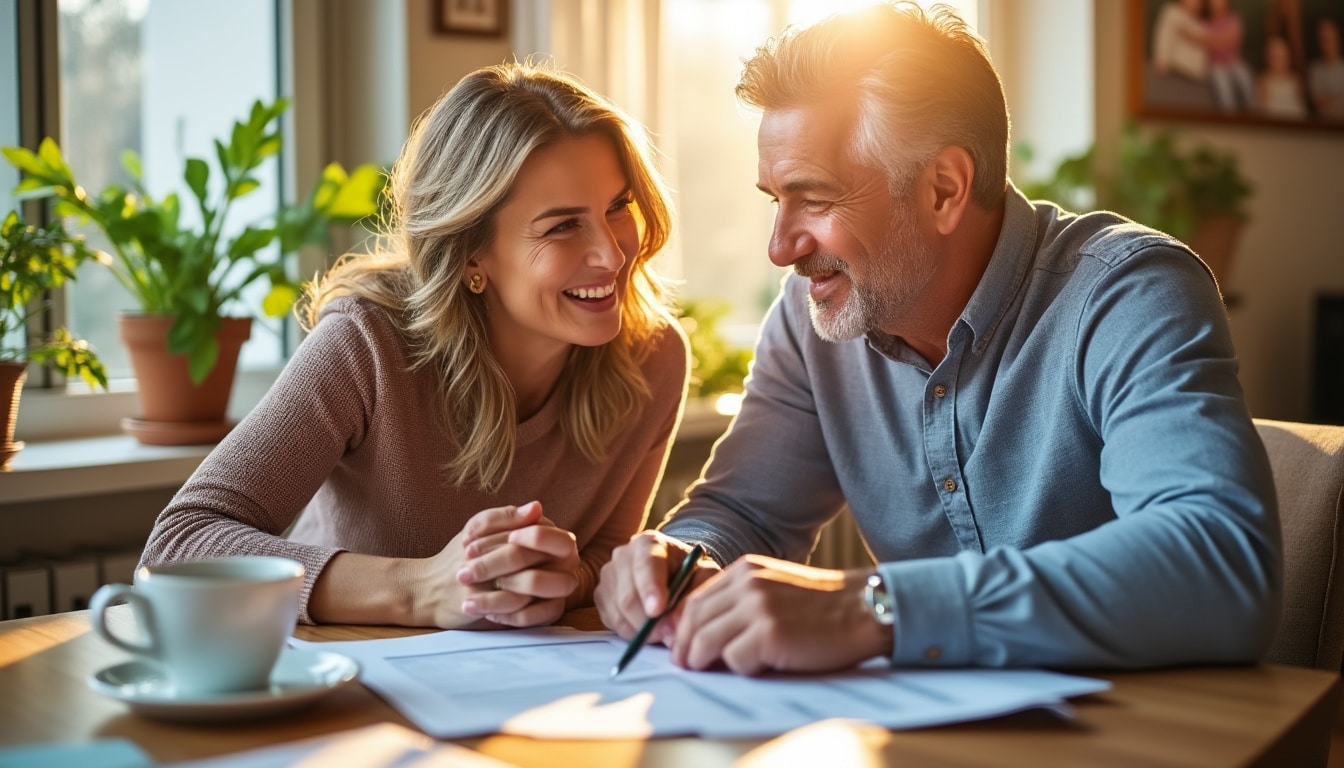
[454,500,581,627]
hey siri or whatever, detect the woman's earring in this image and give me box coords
[468,273,485,294]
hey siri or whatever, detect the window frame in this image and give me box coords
[11,0,333,443]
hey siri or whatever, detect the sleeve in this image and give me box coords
[659,279,849,566]
[882,243,1281,668]
[137,306,385,623]
[570,322,691,608]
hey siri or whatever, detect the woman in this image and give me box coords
[139,62,689,629]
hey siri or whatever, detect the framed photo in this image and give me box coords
[1128,0,1344,130]
[437,0,507,38]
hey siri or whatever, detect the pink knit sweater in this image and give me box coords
[139,296,690,623]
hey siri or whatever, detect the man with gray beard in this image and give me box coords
[596,1,1278,675]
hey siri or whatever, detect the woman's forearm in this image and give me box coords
[309,551,469,627]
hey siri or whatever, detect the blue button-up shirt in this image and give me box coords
[661,185,1280,669]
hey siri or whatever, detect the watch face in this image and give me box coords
[865,573,895,625]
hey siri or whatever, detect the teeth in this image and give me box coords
[564,281,616,300]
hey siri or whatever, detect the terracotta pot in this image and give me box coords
[0,360,26,468]
[118,315,252,445]
[1187,214,1245,293]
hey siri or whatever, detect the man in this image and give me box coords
[594,1,1279,675]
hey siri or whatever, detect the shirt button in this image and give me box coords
[925,646,943,661]
[943,477,957,492]
[933,384,947,398]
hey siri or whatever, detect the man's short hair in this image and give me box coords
[736,1,1010,208]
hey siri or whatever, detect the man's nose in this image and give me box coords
[768,216,816,268]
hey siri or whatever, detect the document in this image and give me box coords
[293,628,1110,740]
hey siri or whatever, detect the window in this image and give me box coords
[56,0,282,381]
[0,1,17,217]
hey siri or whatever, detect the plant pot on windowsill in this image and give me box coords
[0,361,27,467]
[4,99,383,448]
[119,315,251,446]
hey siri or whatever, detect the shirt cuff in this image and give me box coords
[881,557,972,666]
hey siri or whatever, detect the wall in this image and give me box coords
[1093,1,1344,422]
[405,0,515,133]
[989,0,1095,181]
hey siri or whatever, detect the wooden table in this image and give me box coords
[0,607,1338,767]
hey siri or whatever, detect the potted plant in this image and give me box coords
[2,98,383,445]
[1018,122,1254,293]
[0,210,108,466]
[678,299,753,401]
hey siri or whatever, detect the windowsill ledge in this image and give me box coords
[0,399,735,505]
[1,436,213,505]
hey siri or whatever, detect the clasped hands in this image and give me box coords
[595,530,891,675]
[419,500,581,629]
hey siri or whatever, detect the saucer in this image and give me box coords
[88,647,360,722]
[120,417,237,446]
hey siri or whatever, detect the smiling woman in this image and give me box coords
[137,62,691,635]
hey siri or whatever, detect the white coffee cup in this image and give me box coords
[89,555,304,696]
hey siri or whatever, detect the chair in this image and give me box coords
[1256,419,1344,671]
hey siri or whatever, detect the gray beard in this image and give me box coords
[798,211,937,343]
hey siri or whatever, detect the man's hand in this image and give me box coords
[671,555,892,675]
[595,530,719,645]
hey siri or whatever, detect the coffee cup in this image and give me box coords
[89,555,304,696]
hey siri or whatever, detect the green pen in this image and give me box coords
[609,544,705,679]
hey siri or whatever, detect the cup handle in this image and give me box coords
[89,583,159,658]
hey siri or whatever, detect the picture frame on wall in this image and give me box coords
[437,0,507,38]
[1128,0,1344,130]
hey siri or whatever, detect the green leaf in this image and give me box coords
[2,146,49,178]
[255,133,282,160]
[231,178,261,199]
[122,150,144,181]
[187,336,220,386]
[262,283,299,318]
[13,182,62,201]
[321,164,385,221]
[166,314,201,354]
[227,226,276,260]
[184,158,210,205]
[37,137,70,176]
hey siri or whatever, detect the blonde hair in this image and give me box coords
[736,1,1009,208]
[299,62,675,491]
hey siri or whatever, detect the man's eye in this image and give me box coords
[803,199,831,211]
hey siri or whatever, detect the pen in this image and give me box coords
[609,543,705,679]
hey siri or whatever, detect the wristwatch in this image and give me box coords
[863,571,896,625]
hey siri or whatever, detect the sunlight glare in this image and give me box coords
[738,718,893,767]
[787,0,978,29]
[0,615,90,668]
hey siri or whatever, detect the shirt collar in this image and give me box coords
[865,183,1039,364]
[958,182,1037,356]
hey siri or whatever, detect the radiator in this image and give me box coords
[0,549,140,620]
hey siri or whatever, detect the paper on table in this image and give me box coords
[292,628,1110,740]
[171,722,516,767]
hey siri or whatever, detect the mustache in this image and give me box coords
[793,253,849,279]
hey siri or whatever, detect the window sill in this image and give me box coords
[1,436,213,505]
[0,398,734,505]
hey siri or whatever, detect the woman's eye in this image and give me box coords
[546,218,581,235]
[608,195,635,215]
